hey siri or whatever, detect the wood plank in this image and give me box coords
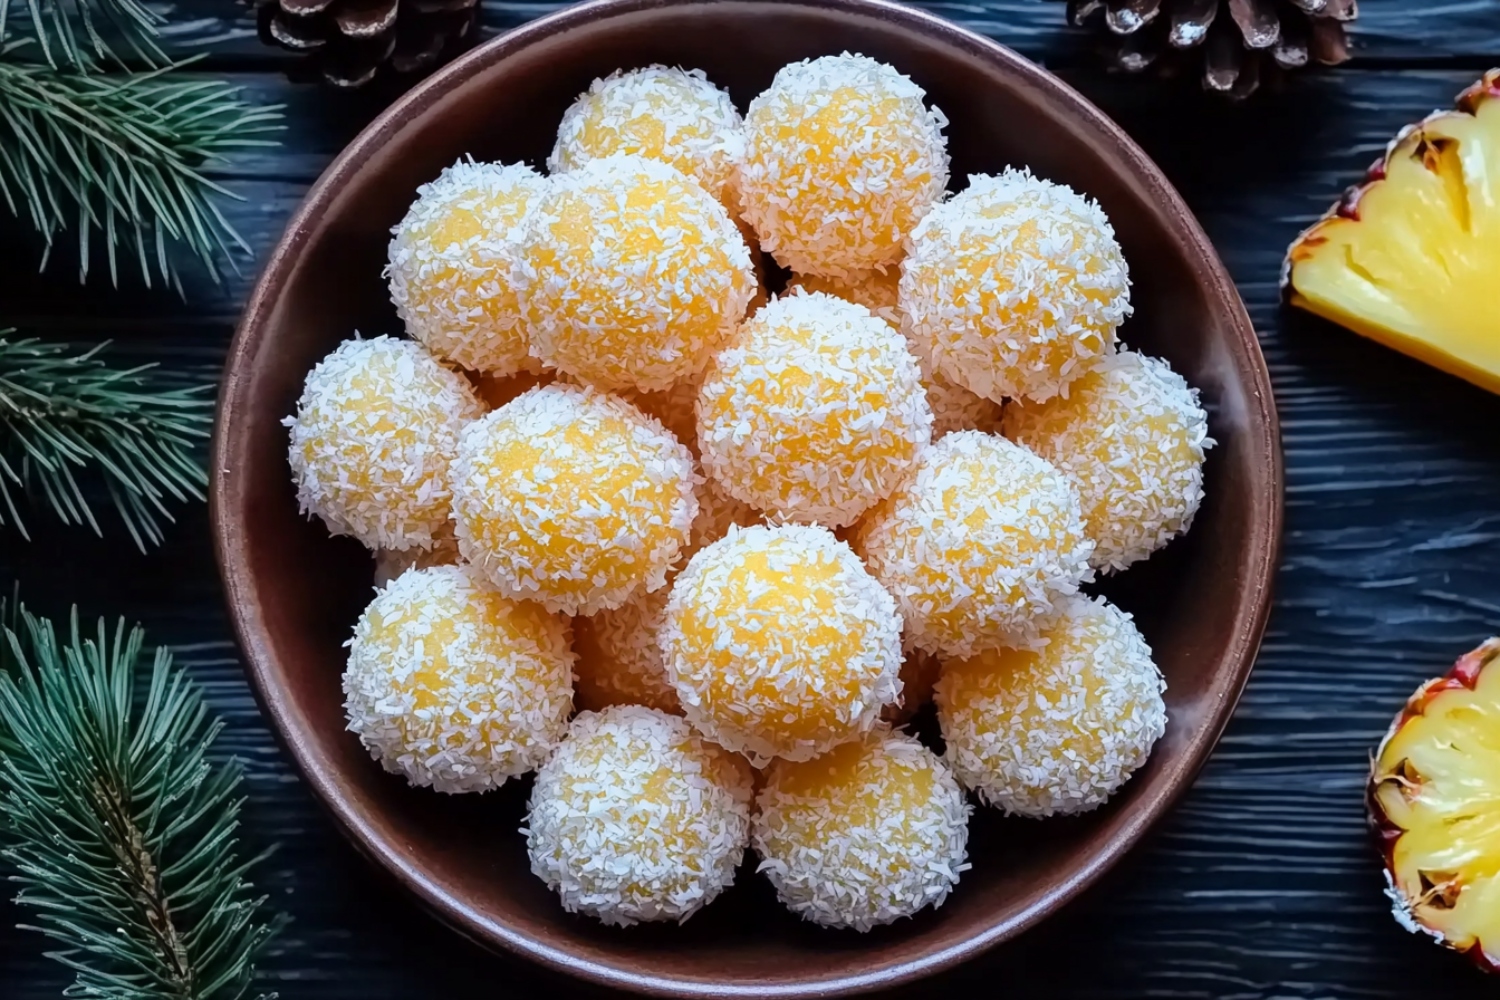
[8,64,1500,999]
[158,0,1500,67]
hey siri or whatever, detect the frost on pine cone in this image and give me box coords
[256,0,478,88]
[1057,0,1357,98]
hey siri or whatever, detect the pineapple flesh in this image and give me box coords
[1286,70,1500,395]
[1370,638,1500,972]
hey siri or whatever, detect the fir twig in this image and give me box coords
[0,331,214,550]
[0,0,166,72]
[0,603,284,999]
[0,49,284,290]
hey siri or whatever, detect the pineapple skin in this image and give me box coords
[1368,637,1500,975]
[1283,69,1500,396]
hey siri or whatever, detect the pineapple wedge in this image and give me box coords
[1369,638,1500,973]
[1285,70,1500,394]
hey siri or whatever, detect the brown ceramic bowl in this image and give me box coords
[213,0,1281,994]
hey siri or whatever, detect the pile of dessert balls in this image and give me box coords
[286,55,1213,932]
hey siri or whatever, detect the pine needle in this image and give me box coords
[0,0,166,72]
[0,48,283,290]
[0,603,284,1000]
[0,332,214,550]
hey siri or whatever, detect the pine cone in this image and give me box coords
[256,0,478,88]
[1058,0,1358,98]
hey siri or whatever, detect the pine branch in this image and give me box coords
[0,603,285,1000]
[0,0,166,72]
[0,332,214,551]
[0,49,284,290]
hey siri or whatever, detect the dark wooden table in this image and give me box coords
[5,2,1500,996]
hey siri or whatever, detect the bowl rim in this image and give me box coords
[213,0,1284,994]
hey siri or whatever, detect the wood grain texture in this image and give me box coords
[159,0,1500,63]
[5,5,1500,997]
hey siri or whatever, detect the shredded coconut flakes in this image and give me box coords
[284,335,483,552]
[697,291,933,528]
[451,382,699,615]
[1004,349,1214,572]
[516,153,755,393]
[524,705,754,926]
[935,594,1167,817]
[386,160,549,375]
[661,523,904,764]
[901,167,1131,403]
[342,564,575,794]
[739,53,949,278]
[550,65,745,210]
[753,729,971,931]
[853,431,1094,657]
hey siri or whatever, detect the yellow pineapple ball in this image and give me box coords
[572,479,759,716]
[662,523,903,763]
[285,336,482,552]
[753,730,970,931]
[517,154,755,392]
[525,705,754,926]
[549,66,744,210]
[902,167,1132,403]
[853,431,1093,657]
[1004,350,1214,573]
[739,53,949,277]
[789,268,1003,437]
[451,384,698,616]
[698,291,932,527]
[935,594,1166,817]
[343,564,574,793]
[387,161,548,376]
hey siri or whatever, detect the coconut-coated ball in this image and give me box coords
[902,168,1131,403]
[387,161,548,376]
[451,383,698,615]
[739,53,949,278]
[698,291,932,527]
[935,594,1166,817]
[525,705,754,926]
[1003,350,1214,573]
[343,564,575,793]
[517,154,755,392]
[550,66,744,210]
[789,268,1003,438]
[662,523,903,764]
[753,730,970,931]
[285,336,483,552]
[853,431,1093,657]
